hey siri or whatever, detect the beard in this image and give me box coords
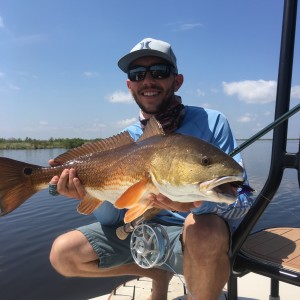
[132,84,175,115]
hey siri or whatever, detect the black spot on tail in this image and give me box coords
[23,167,33,175]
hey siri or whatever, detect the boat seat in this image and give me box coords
[240,227,300,277]
[229,227,300,300]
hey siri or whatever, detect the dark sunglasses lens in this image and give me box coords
[149,65,170,79]
[128,67,147,81]
[128,64,172,81]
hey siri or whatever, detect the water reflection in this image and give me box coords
[0,141,299,300]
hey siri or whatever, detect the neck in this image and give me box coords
[140,95,177,119]
[139,95,185,133]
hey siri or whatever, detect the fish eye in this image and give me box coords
[201,156,210,166]
[23,167,33,175]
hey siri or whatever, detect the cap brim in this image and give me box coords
[118,49,176,73]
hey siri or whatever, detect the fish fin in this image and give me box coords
[0,157,42,216]
[114,177,156,209]
[77,194,103,215]
[138,117,165,142]
[143,207,162,220]
[124,201,153,223]
[53,131,134,164]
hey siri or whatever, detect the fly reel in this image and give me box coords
[130,223,170,269]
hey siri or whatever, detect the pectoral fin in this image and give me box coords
[124,200,153,223]
[77,194,103,215]
[114,177,158,209]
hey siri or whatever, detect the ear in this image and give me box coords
[126,79,131,90]
[126,79,135,97]
[174,74,184,92]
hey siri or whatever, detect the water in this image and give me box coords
[0,149,132,300]
[0,141,299,300]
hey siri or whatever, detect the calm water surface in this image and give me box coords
[0,141,299,300]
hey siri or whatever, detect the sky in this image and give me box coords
[0,0,299,140]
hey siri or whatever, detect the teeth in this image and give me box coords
[143,92,158,96]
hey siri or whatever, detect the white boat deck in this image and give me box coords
[90,273,300,300]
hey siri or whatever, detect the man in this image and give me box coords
[49,38,253,300]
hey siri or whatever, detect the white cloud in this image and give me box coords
[169,21,203,32]
[196,88,205,97]
[291,85,300,99]
[0,16,4,28]
[263,111,272,116]
[39,121,49,126]
[185,88,206,98]
[237,113,257,123]
[201,103,212,109]
[0,71,20,91]
[7,82,19,91]
[108,91,133,103]
[177,22,203,31]
[13,34,46,45]
[116,117,137,127]
[87,122,106,132]
[210,88,219,94]
[0,18,45,45]
[83,71,98,78]
[223,80,277,104]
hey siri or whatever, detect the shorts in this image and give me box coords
[77,222,184,274]
[77,214,234,275]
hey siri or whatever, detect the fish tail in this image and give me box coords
[0,157,43,216]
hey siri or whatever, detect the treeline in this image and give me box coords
[0,137,101,150]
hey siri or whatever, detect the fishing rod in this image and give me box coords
[229,103,300,157]
[117,103,300,239]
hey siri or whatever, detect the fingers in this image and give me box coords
[193,201,202,208]
[73,177,87,199]
[49,159,60,167]
[49,175,60,185]
[49,168,86,200]
[148,193,203,212]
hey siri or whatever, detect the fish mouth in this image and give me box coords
[199,176,244,203]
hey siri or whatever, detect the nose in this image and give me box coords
[143,70,155,83]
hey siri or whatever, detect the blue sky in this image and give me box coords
[0,0,299,140]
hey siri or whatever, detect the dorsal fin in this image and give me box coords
[138,117,165,142]
[53,131,134,164]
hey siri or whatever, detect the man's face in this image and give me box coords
[126,56,183,116]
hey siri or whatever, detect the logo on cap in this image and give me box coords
[139,41,151,50]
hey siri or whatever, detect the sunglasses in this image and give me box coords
[128,64,177,82]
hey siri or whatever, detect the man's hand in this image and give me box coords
[147,193,202,212]
[48,159,86,200]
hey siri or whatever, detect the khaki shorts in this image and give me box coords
[77,214,234,275]
[77,222,185,274]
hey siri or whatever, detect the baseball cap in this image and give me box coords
[118,38,178,73]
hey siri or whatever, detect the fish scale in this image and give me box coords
[0,117,244,223]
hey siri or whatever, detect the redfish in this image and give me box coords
[0,118,244,223]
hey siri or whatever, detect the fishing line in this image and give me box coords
[258,192,300,224]
[130,223,197,299]
[128,105,300,298]
[163,262,196,300]
[229,103,300,157]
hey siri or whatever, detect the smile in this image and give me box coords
[142,92,160,96]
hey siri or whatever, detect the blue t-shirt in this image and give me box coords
[93,106,253,227]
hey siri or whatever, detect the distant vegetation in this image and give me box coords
[0,137,298,150]
[0,137,101,150]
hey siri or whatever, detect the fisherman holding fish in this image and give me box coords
[10,38,254,300]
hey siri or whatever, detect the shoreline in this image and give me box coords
[0,138,298,150]
[0,137,101,150]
